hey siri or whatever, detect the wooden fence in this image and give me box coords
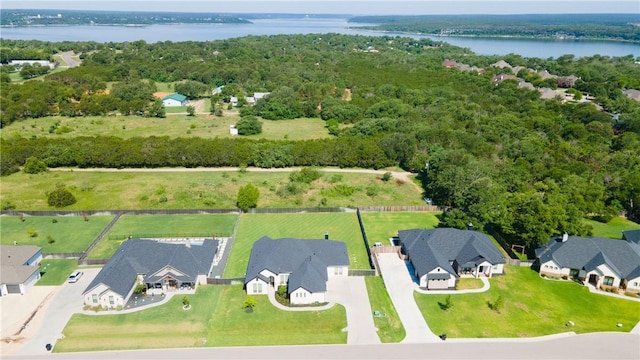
[359,205,441,212]
[206,278,244,285]
[348,269,377,276]
[44,252,83,259]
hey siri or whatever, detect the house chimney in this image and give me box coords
[467,222,474,231]
[562,233,569,242]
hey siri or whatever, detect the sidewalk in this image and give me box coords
[415,277,490,295]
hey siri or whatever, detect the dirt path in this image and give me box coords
[50,167,423,192]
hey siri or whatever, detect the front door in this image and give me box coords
[588,274,598,285]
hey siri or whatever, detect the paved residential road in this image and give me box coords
[4,332,639,360]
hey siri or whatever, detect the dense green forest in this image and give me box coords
[349,14,640,42]
[1,34,640,249]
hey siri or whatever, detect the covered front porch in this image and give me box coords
[457,260,496,278]
[145,273,196,294]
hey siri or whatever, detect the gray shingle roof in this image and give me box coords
[84,239,218,297]
[536,235,640,279]
[623,230,640,244]
[244,236,349,295]
[0,245,42,284]
[398,228,505,279]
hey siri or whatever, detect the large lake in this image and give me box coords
[2,17,638,58]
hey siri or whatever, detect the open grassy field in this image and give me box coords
[36,259,79,286]
[1,170,423,210]
[0,115,331,141]
[0,215,114,253]
[225,213,369,277]
[416,266,640,338]
[88,214,238,259]
[54,285,346,352]
[585,217,640,239]
[163,106,188,113]
[360,212,440,245]
[365,276,405,343]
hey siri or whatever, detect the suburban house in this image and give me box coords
[535,233,640,293]
[492,74,518,83]
[245,92,271,106]
[557,75,579,88]
[244,236,349,305]
[9,60,56,69]
[0,245,42,296]
[83,239,218,309]
[398,228,506,290]
[162,93,187,107]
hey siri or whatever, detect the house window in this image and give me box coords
[633,282,639,287]
[109,296,115,305]
[492,265,498,270]
[603,276,614,286]
[279,274,288,284]
[252,282,262,293]
[334,267,343,276]
[92,294,98,304]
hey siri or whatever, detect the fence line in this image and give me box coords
[44,252,83,259]
[206,278,244,285]
[82,259,109,265]
[506,259,535,267]
[358,205,441,212]
[355,208,375,270]
[107,233,225,241]
[348,269,376,276]
[248,207,356,214]
[1,209,240,217]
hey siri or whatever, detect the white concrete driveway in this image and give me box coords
[376,253,441,343]
[326,276,381,345]
[15,267,101,356]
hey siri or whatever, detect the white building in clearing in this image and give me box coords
[161,93,187,107]
[244,236,349,305]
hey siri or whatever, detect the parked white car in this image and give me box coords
[67,271,83,283]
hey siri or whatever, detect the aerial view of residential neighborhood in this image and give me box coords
[1,1,640,359]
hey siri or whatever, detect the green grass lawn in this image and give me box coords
[0,215,114,253]
[36,259,79,285]
[88,214,237,259]
[0,115,331,141]
[360,212,440,244]
[163,106,188,113]
[225,213,369,277]
[54,285,346,352]
[1,170,422,211]
[585,217,640,239]
[415,266,640,338]
[365,276,405,343]
[456,278,484,290]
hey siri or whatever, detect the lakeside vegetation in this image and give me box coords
[349,14,640,42]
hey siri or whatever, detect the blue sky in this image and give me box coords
[3,0,639,15]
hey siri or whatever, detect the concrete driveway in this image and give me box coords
[376,253,441,343]
[326,276,381,345]
[15,267,101,356]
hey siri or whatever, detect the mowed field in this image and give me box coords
[88,214,238,259]
[225,212,369,277]
[0,115,331,141]
[416,266,640,338]
[1,170,423,210]
[54,285,346,352]
[585,217,640,239]
[0,215,115,253]
[360,211,441,245]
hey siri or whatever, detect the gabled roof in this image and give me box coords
[162,93,187,102]
[398,228,505,279]
[0,245,42,284]
[536,235,640,280]
[491,60,512,69]
[623,230,640,244]
[84,239,218,297]
[244,236,349,294]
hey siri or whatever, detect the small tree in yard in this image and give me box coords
[243,296,256,313]
[47,187,77,207]
[237,183,259,212]
[186,105,196,116]
[438,295,453,311]
[488,295,504,313]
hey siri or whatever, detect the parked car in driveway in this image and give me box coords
[67,271,83,283]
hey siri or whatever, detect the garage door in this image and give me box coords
[6,284,21,294]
